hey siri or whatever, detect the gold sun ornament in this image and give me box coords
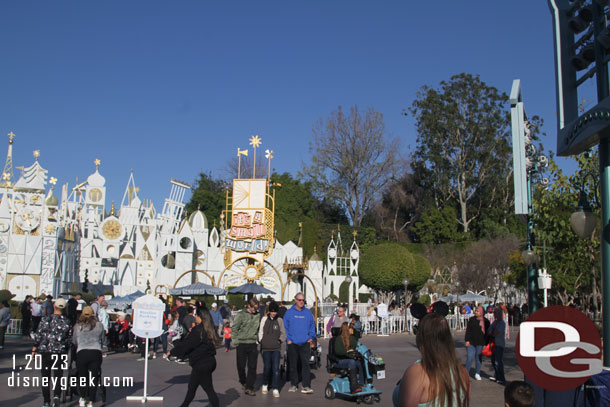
[33,150,40,161]
[94,159,101,169]
[249,135,262,178]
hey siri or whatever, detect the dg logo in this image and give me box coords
[516,305,602,391]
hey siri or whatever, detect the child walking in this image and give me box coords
[223,322,231,352]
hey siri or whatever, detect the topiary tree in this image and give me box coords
[339,281,350,304]
[417,294,431,307]
[359,242,431,304]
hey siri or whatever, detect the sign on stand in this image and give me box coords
[126,294,165,403]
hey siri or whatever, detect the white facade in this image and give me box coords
[0,139,363,304]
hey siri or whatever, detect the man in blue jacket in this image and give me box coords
[283,292,316,394]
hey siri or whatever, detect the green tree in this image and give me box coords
[301,105,401,226]
[534,152,601,307]
[359,242,430,303]
[186,173,228,226]
[413,205,467,244]
[410,73,511,234]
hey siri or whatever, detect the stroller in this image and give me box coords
[325,327,383,404]
[280,338,322,380]
[62,343,106,403]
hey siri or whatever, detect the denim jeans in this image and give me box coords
[153,332,168,354]
[262,351,281,389]
[335,358,364,385]
[491,346,505,382]
[464,345,483,375]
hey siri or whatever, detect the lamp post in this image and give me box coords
[402,277,409,306]
[511,79,548,316]
[345,273,353,313]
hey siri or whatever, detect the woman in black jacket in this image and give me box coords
[168,307,222,407]
[463,305,490,381]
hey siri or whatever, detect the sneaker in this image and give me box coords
[497,380,506,385]
[474,374,481,381]
[137,357,146,361]
[162,353,168,359]
[272,389,280,398]
[175,359,187,364]
[42,403,50,407]
[244,389,256,396]
[261,385,268,394]
[52,397,60,407]
[301,387,313,394]
[79,398,86,407]
[288,386,298,392]
[152,353,156,359]
[489,376,496,381]
[86,403,93,407]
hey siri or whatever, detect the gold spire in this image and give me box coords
[95,158,101,170]
[7,132,15,144]
[353,230,358,241]
[110,201,116,216]
[33,150,40,161]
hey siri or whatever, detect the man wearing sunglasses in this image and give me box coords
[283,292,316,394]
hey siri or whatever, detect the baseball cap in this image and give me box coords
[54,298,67,309]
[212,302,217,308]
[81,306,94,317]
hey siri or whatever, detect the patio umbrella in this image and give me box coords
[458,291,490,303]
[169,282,227,296]
[438,294,458,303]
[107,290,146,308]
[228,282,276,295]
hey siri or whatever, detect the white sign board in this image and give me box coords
[131,294,165,339]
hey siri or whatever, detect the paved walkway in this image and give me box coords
[0,328,521,406]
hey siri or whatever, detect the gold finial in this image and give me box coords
[94,159,101,170]
[249,135,262,177]
[249,134,262,148]
[298,222,302,229]
[337,224,341,233]
[33,150,40,161]
[331,231,334,239]
[353,230,357,241]
[110,201,116,216]
[50,177,57,190]
[314,245,317,252]
[265,149,274,179]
[7,132,15,144]
[197,203,201,211]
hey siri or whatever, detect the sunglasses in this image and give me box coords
[295,298,305,302]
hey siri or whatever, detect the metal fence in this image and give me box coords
[6,319,22,335]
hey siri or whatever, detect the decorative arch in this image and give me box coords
[173,269,217,288]
[281,272,320,321]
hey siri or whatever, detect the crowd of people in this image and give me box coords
[2,291,540,407]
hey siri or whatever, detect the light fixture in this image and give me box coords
[571,190,598,238]
[571,43,596,71]
[568,5,593,34]
[521,249,539,266]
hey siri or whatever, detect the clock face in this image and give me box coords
[101,219,123,240]
[88,188,103,203]
[16,207,41,232]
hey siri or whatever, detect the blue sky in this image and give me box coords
[0,1,585,211]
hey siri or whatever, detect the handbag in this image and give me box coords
[481,341,495,357]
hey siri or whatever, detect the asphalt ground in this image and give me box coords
[0,329,521,407]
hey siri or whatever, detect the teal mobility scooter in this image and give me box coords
[325,328,384,404]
